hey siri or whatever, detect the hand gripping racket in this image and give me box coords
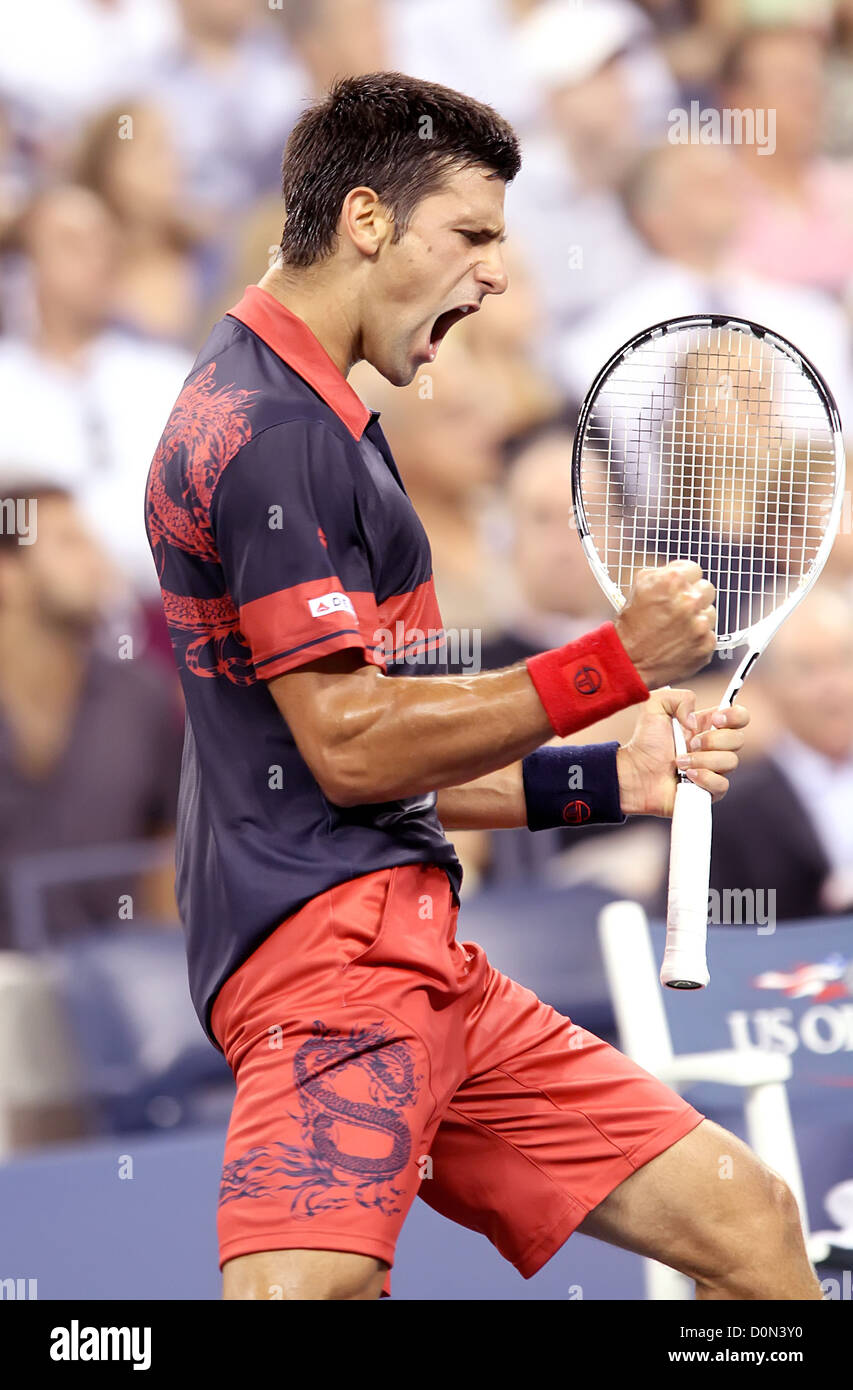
[571,315,845,988]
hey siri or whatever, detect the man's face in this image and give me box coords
[360,164,509,386]
[387,346,503,501]
[549,58,637,188]
[104,105,181,229]
[731,32,824,160]
[762,609,853,761]
[178,0,254,42]
[26,188,119,330]
[509,436,610,618]
[638,146,739,265]
[297,0,388,89]
[0,497,112,631]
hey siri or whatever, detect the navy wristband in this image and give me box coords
[522,743,626,830]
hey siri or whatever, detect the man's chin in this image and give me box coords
[362,330,434,386]
[372,355,419,388]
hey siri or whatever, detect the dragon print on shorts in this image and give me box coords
[219,1021,424,1218]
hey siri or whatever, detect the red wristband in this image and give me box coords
[526,622,649,736]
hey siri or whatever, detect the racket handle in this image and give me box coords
[662,778,712,989]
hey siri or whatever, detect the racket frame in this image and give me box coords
[571,313,846,685]
[570,313,846,988]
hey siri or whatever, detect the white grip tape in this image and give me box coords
[661,778,712,989]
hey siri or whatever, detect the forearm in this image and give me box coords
[437,763,527,829]
[439,740,633,830]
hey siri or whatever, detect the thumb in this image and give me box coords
[649,685,697,733]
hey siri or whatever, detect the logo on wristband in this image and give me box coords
[573,664,602,695]
[562,799,591,825]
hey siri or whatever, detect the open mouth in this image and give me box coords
[428,303,479,355]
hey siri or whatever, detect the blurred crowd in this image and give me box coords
[2,0,853,1147]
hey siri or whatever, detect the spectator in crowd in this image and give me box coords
[482,422,611,669]
[351,342,515,636]
[0,97,31,249]
[280,0,389,97]
[480,423,671,894]
[151,0,305,219]
[723,23,853,301]
[74,101,210,346]
[448,243,563,439]
[823,470,853,600]
[214,192,290,320]
[825,0,853,157]
[0,0,176,162]
[558,141,853,439]
[386,0,539,131]
[634,0,744,103]
[0,483,183,947]
[507,0,677,332]
[0,185,190,592]
[710,588,853,920]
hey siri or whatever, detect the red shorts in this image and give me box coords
[212,864,703,1290]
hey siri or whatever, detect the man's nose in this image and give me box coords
[476,248,509,296]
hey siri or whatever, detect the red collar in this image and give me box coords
[227,285,371,441]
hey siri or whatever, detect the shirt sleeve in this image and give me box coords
[210,418,384,680]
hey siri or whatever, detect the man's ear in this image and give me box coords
[341,186,392,257]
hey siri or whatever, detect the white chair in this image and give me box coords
[0,951,83,1159]
[597,899,828,1300]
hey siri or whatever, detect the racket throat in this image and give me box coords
[721,646,762,708]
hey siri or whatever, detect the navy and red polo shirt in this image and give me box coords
[145,286,462,1045]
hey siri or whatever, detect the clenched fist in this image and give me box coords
[615,561,716,688]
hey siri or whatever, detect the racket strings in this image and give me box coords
[578,324,837,642]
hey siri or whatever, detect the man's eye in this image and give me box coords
[456,230,478,243]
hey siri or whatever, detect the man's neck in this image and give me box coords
[774,728,853,772]
[740,148,808,197]
[34,302,98,367]
[0,613,92,779]
[0,611,88,702]
[666,248,723,278]
[257,266,359,377]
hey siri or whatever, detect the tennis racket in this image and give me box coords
[571,315,845,989]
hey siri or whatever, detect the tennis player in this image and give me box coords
[145,73,821,1301]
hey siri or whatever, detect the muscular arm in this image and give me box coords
[269,650,556,807]
[436,763,526,829]
[266,564,717,808]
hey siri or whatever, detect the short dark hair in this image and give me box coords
[279,71,521,268]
